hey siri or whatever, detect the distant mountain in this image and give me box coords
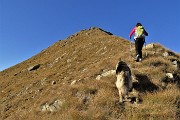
[0,27,180,120]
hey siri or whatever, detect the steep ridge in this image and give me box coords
[0,27,180,120]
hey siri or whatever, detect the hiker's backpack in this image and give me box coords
[136,26,145,38]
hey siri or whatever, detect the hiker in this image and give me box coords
[129,23,148,62]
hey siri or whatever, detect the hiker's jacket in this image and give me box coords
[129,26,148,39]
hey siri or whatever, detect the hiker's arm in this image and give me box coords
[129,27,136,38]
[144,29,148,36]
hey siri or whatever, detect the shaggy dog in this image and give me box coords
[116,61,133,102]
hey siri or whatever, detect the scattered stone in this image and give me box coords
[145,43,154,49]
[14,73,19,76]
[96,70,116,80]
[51,81,56,85]
[40,99,63,112]
[161,72,180,88]
[162,52,169,57]
[71,80,77,85]
[70,79,84,85]
[67,59,71,63]
[51,99,63,110]
[54,57,60,63]
[96,75,102,80]
[28,64,40,71]
[162,51,176,57]
[14,70,24,76]
[41,103,50,112]
[161,73,174,87]
[172,60,180,70]
[166,73,174,79]
[101,70,116,77]
[48,104,56,112]
[172,60,178,65]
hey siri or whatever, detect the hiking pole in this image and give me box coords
[129,39,132,60]
[144,41,147,57]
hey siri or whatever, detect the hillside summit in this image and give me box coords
[0,27,180,120]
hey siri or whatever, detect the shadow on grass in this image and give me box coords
[133,74,159,93]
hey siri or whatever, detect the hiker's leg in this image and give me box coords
[138,38,145,59]
[134,39,139,57]
[135,38,141,61]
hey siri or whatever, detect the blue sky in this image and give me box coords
[0,0,180,71]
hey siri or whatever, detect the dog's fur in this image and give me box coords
[116,61,133,102]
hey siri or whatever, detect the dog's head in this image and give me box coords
[116,60,131,75]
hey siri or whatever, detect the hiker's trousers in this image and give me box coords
[134,38,145,59]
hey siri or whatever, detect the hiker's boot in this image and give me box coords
[139,58,142,62]
[136,55,140,62]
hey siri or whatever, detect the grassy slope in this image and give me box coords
[0,27,180,120]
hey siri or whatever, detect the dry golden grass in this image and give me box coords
[0,27,180,120]
[123,87,180,120]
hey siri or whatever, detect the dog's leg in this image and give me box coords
[128,77,133,92]
[118,90,123,103]
[125,94,132,102]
